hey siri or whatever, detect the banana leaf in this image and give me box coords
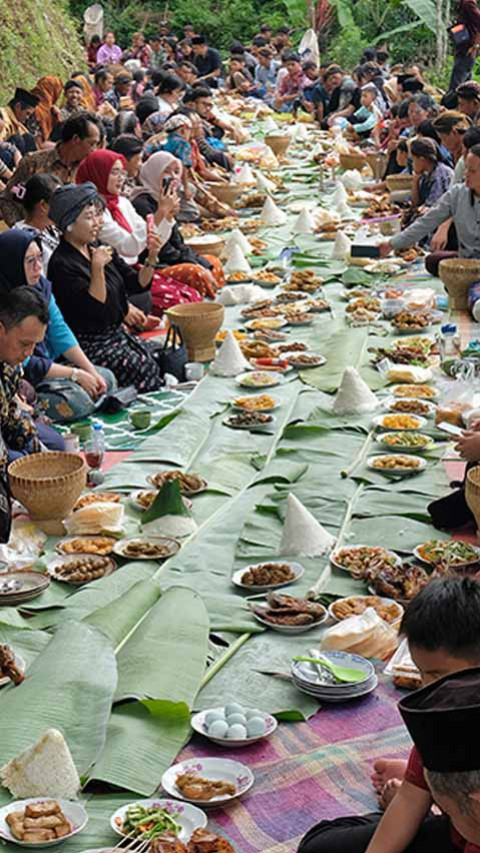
[346,515,450,553]
[299,325,386,393]
[352,486,434,522]
[0,624,50,667]
[0,621,117,775]
[85,578,163,647]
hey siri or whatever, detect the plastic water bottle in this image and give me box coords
[468,281,480,321]
[438,324,460,358]
[85,423,105,471]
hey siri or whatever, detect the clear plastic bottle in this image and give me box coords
[85,423,105,470]
[438,324,460,359]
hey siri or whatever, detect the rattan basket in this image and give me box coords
[439,258,480,310]
[205,183,242,207]
[366,151,387,181]
[264,134,291,158]
[8,452,87,535]
[185,235,226,258]
[466,465,480,533]
[386,174,414,192]
[166,302,225,362]
[339,152,366,171]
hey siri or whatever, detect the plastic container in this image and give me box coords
[468,281,480,321]
[84,423,105,470]
[438,324,460,358]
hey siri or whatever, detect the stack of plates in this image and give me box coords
[291,650,377,703]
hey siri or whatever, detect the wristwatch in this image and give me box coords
[71,368,79,383]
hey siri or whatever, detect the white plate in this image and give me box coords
[372,414,427,431]
[328,595,404,625]
[367,454,427,475]
[235,372,282,389]
[47,554,117,585]
[330,545,401,574]
[223,415,276,431]
[251,603,328,634]
[0,799,88,848]
[146,473,207,495]
[232,561,304,591]
[244,319,287,331]
[191,707,277,747]
[391,385,438,401]
[288,355,326,369]
[383,397,435,417]
[113,537,181,560]
[231,398,280,413]
[162,758,254,806]
[375,432,435,454]
[226,276,253,285]
[413,541,480,567]
[110,799,207,842]
[129,490,193,512]
[55,536,116,556]
[286,317,314,326]
[0,654,25,687]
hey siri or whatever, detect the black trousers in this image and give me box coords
[448,51,475,92]
[298,812,457,853]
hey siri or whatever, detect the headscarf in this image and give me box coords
[76,150,132,234]
[48,183,99,234]
[163,114,192,134]
[30,77,63,140]
[130,152,182,203]
[0,228,51,306]
[70,72,96,112]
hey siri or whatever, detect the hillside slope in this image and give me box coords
[0,0,84,101]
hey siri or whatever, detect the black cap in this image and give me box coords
[399,667,480,772]
[13,88,39,108]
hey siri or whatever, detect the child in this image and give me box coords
[298,576,480,853]
[347,83,382,140]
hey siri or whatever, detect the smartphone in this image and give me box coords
[351,244,381,259]
[436,421,465,437]
[163,176,173,192]
[146,213,155,239]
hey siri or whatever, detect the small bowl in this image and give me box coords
[0,799,88,848]
[129,409,152,430]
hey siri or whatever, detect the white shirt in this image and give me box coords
[99,195,173,264]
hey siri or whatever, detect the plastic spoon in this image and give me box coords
[292,655,366,683]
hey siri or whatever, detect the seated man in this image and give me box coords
[191,36,224,89]
[0,88,40,154]
[274,52,308,113]
[298,576,480,853]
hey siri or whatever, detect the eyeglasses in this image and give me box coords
[25,254,43,268]
[110,168,126,177]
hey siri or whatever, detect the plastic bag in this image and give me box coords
[436,363,477,426]
[298,28,320,65]
[320,607,399,660]
[63,502,124,535]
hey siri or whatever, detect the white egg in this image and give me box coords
[227,723,247,739]
[208,719,229,738]
[225,702,244,716]
[246,716,267,737]
[245,708,263,719]
[205,710,225,726]
[226,713,247,726]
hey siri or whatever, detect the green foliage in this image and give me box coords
[0,0,84,101]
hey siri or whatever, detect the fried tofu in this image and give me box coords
[8,821,25,840]
[23,829,56,842]
[24,815,63,829]
[54,820,72,838]
[5,811,24,826]
[25,801,60,819]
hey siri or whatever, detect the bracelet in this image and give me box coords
[144,260,157,269]
[71,368,79,383]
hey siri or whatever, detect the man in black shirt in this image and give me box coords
[191,36,224,88]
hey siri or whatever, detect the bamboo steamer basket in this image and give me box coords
[386,174,414,192]
[339,152,366,171]
[8,452,87,535]
[205,182,242,206]
[439,258,480,310]
[264,134,291,158]
[166,302,225,362]
[185,235,226,258]
[366,151,387,181]
[466,465,480,533]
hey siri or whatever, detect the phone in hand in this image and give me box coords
[163,175,173,193]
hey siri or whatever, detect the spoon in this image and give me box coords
[292,655,366,684]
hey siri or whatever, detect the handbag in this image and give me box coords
[448,22,471,48]
[100,385,138,414]
[148,325,188,381]
[150,271,202,317]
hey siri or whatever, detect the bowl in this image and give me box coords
[166,303,225,362]
[191,706,277,747]
[0,798,88,848]
[8,453,87,536]
[205,183,242,207]
[439,258,480,310]
[339,152,366,171]
[386,174,414,193]
[185,234,226,258]
[264,134,291,157]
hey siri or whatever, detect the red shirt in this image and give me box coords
[405,746,480,852]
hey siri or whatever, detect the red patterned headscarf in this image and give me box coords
[76,150,132,233]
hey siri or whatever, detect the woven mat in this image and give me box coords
[179,667,410,853]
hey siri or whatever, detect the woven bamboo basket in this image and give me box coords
[439,258,480,310]
[8,452,87,535]
[205,182,242,206]
[386,174,414,192]
[466,466,480,533]
[264,134,291,158]
[366,151,387,180]
[339,152,366,171]
[167,302,225,362]
[185,235,226,258]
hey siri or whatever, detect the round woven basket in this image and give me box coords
[339,152,366,171]
[205,183,242,206]
[466,465,480,533]
[185,235,226,258]
[439,258,480,310]
[8,452,87,535]
[366,151,387,180]
[386,174,414,192]
[264,134,291,157]
[167,302,225,362]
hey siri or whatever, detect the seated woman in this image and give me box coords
[47,182,166,392]
[15,173,62,270]
[0,228,115,424]
[380,144,480,275]
[131,151,225,298]
[409,138,453,212]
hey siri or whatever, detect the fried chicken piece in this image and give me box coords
[266,592,325,617]
[0,644,24,685]
[187,829,236,853]
[176,773,236,800]
[150,832,187,853]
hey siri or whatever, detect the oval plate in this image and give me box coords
[162,758,254,806]
[375,432,435,454]
[231,397,280,413]
[383,397,435,418]
[146,473,207,496]
[251,602,327,634]
[235,371,282,389]
[113,537,181,561]
[0,799,88,848]
[367,454,427,475]
[413,540,480,567]
[130,490,193,513]
[372,414,427,431]
[55,536,116,556]
[330,545,401,574]
[191,707,277,747]
[110,799,207,842]
[0,572,50,606]
[47,554,117,585]
[232,561,304,591]
[288,354,326,369]
[223,415,276,431]
[328,595,404,625]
